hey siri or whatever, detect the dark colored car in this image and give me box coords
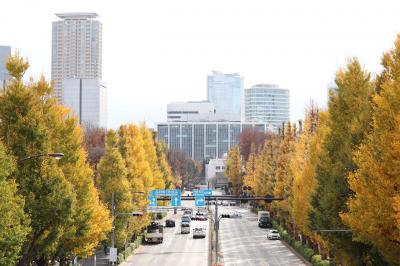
[165,219,175,227]
[258,217,272,228]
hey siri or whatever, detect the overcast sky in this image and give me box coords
[2,0,400,129]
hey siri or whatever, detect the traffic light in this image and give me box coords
[264,194,274,203]
[131,212,143,216]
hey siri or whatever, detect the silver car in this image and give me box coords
[193,227,206,238]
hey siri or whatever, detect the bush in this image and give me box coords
[311,255,331,266]
[303,247,315,261]
[117,253,124,264]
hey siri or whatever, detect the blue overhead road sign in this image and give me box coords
[192,189,212,196]
[150,189,181,197]
[148,195,157,207]
[170,195,181,207]
[195,195,205,207]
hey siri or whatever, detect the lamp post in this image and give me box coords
[17,152,64,164]
[110,191,144,265]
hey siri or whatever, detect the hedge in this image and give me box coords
[311,255,331,266]
[116,235,144,264]
[272,221,326,263]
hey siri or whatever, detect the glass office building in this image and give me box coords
[244,84,289,130]
[207,71,243,115]
[0,46,11,90]
[157,122,272,163]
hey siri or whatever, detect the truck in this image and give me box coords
[258,211,272,228]
[145,221,164,244]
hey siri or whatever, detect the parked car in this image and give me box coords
[222,200,229,206]
[181,222,190,234]
[165,219,175,227]
[193,227,206,238]
[267,229,281,240]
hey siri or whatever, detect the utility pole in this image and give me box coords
[111,191,115,265]
[214,197,219,264]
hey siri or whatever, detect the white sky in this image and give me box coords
[2,0,400,129]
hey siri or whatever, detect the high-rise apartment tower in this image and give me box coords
[51,13,102,101]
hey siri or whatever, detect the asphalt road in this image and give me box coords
[217,204,306,266]
[122,201,209,266]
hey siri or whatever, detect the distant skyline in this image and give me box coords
[2,0,400,129]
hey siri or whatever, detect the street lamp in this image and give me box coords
[18,152,64,163]
[110,191,145,265]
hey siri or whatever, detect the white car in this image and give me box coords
[193,227,206,238]
[222,200,229,206]
[267,229,281,240]
[229,212,242,219]
[181,222,190,234]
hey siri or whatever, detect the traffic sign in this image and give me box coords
[148,195,157,207]
[192,189,212,196]
[171,195,181,207]
[195,195,205,207]
[150,189,181,197]
[109,248,117,262]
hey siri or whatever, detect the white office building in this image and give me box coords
[62,78,107,128]
[51,13,103,102]
[244,84,289,130]
[0,46,11,90]
[207,71,243,115]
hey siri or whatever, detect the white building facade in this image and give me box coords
[62,79,107,128]
[51,13,103,102]
[207,71,243,115]
[0,46,11,90]
[244,84,289,130]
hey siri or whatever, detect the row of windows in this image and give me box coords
[157,124,269,162]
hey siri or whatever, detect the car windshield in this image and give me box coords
[270,230,278,234]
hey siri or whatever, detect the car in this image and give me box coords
[181,215,191,224]
[229,212,242,219]
[181,222,190,234]
[229,201,237,206]
[197,215,207,221]
[222,200,229,206]
[183,210,193,219]
[193,227,206,238]
[267,229,281,240]
[165,219,175,227]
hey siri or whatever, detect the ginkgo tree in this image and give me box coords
[341,35,400,265]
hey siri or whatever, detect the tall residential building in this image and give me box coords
[62,79,107,128]
[207,71,243,115]
[52,13,106,128]
[157,122,272,163]
[51,13,102,101]
[167,101,240,122]
[0,46,11,90]
[244,84,290,130]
